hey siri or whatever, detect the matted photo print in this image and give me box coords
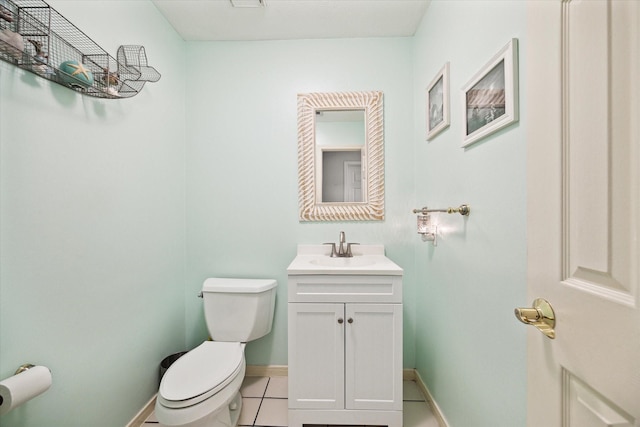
[462,38,519,147]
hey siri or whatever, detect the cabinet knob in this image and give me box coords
[338,318,344,324]
[348,318,354,324]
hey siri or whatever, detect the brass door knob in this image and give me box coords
[514,298,556,339]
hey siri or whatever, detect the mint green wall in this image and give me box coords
[0,1,186,426]
[0,2,528,426]
[184,38,417,368]
[412,2,527,426]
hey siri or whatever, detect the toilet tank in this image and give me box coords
[202,278,277,342]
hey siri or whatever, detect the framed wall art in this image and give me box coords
[426,62,450,140]
[462,38,519,147]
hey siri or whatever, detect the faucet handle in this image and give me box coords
[323,242,337,257]
[346,242,359,257]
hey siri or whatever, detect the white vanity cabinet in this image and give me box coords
[287,272,403,427]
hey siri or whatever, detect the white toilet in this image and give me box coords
[155,277,277,427]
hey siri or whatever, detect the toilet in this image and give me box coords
[155,277,277,427]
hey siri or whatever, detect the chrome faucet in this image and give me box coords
[324,231,359,257]
[338,231,346,256]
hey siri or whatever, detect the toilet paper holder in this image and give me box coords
[14,364,35,375]
[0,363,53,416]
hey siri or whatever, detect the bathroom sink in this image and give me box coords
[309,256,377,268]
[287,244,403,275]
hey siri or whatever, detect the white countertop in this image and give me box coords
[287,245,403,276]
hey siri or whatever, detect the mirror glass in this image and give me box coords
[315,110,365,203]
[297,91,384,221]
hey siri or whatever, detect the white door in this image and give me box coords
[345,303,402,411]
[343,160,362,202]
[526,1,640,426]
[288,303,345,409]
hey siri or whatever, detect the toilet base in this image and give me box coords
[157,390,242,427]
[214,391,242,427]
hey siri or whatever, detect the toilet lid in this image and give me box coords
[160,341,243,403]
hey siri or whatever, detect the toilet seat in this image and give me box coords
[159,341,244,409]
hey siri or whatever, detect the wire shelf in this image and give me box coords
[0,0,160,98]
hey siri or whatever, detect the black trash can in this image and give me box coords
[159,351,188,385]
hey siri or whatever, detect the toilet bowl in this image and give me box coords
[155,278,277,427]
[155,342,246,427]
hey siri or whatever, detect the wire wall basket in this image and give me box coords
[0,0,160,98]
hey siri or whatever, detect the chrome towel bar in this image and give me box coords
[412,204,470,216]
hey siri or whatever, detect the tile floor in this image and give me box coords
[143,377,440,427]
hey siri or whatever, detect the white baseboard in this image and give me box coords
[245,364,288,377]
[125,394,156,427]
[413,369,450,427]
[403,368,416,381]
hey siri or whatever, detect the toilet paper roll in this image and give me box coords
[0,366,52,415]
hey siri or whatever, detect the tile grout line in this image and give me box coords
[252,376,271,427]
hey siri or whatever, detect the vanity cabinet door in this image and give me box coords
[345,303,403,411]
[288,303,345,409]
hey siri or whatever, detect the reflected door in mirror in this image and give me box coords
[321,150,362,202]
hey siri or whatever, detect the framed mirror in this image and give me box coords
[297,91,384,221]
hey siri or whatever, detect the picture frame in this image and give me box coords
[462,38,519,147]
[426,62,450,140]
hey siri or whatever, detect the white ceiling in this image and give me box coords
[151,0,431,41]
